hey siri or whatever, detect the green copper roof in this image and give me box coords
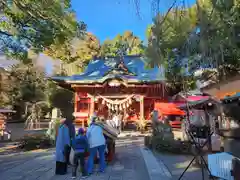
[52,55,165,84]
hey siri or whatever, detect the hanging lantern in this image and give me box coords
[126,102,129,107]
[114,105,118,110]
[119,105,122,110]
[123,103,126,109]
[107,104,110,108]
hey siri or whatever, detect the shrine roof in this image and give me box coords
[52,55,165,84]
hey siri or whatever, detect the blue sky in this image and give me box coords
[44,0,196,74]
[71,0,196,42]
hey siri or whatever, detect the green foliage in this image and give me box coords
[145,7,197,92]
[101,31,145,57]
[0,0,86,61]
[0,67,11,107]
[18,134,53,151]
[44,33,101,75]
[44,33,100,63]
[145,0,240,91]
[47,81,74,119]
[5,63,48,120]
[1,60,73,122]
[146,7,197,67]
[196,0,240,78]
[151,136,191,154]
[45,31,144,75]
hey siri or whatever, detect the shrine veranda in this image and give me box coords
[52,55,167,127]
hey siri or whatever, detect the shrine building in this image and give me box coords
[52,55,168,127]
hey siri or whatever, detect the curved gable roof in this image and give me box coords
[52,56,165,84]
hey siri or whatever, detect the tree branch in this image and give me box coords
[157,0,177,27]
[0,30,13,37]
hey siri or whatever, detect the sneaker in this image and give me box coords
[71,176,76,179]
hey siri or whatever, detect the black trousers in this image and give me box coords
[64,145,71,165]
[55,161,67,175]
[72,152,86,176]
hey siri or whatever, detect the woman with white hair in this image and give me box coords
[86,113,106,175]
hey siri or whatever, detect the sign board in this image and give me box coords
[208,152,236,180]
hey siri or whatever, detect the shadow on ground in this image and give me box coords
[154,152,209,180]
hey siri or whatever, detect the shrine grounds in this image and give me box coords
[0,132,208,180]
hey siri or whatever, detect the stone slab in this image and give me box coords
[140,147,172,180]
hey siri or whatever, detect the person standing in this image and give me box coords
[65,119,76,165]
[86,116,106,175]
[112,112,119,130]
[71,128,88,179]
[55,118,71,175]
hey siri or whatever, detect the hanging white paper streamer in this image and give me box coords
[129,98,132,104]
[98,94,135,105]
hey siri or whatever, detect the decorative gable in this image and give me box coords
[104,60,136,76]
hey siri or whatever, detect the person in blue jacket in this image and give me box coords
[71,128,88,179]
[86,115,106,175]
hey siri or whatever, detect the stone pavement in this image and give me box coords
[154,152,210,180]
[1,131,206,180]
[141,148,171,180]
[0,134,152,180]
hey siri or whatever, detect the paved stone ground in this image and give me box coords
[154,152,210,180]
[0,131,210,180]
[0,133,150,180]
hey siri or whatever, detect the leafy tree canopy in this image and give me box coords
[44,33,101,75]
[101,31,145,57]
[0,0,86,61]
[145,0,240,92]
[45,31,144,76]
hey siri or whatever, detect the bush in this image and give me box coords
[18,134,53,151]
[151,135,191,154]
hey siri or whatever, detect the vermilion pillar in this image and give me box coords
[140,95,144,130]
[90,96,95,117]
[74,92,78,113]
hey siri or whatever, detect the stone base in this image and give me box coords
[220,128,240,159]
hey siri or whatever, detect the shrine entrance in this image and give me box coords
[94,94,142,129]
